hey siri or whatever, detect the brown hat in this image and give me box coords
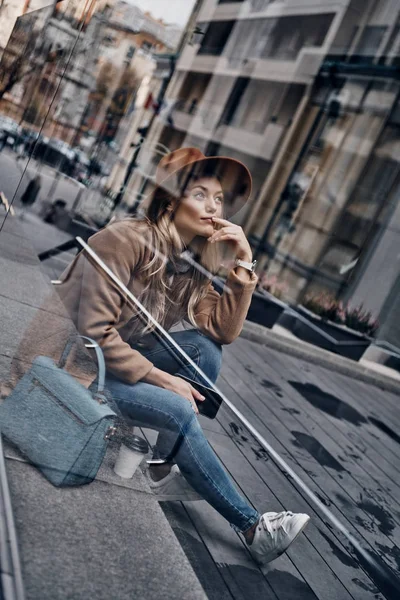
[152,147,252,219]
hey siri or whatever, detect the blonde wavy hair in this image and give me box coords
[126,173,225,339]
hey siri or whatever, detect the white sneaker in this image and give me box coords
[248,511,310,564]
[143,464,203,501]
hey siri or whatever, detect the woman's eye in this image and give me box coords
[215,196,223,203]
[194,191,205,199]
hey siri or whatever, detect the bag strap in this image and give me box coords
[59,335,105,394]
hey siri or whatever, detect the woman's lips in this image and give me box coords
[201,218,213,224]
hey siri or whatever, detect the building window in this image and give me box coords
[198,21,235,56]
[177,72,212,113]
[220,80,305,133]
[218,78,250,126]
[206,141,221,155]
[262,14,335,60]
[223,13,334,64]
[250,0,270,11]
[232,80,282,131]
[102,33,116,47]
[224,19,275,66]
[351,26,387,63]
[126,45,135,60]
[381,24,400,64]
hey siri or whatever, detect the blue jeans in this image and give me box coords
[105,329,260,533]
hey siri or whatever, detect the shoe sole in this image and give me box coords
[254,515,310,565]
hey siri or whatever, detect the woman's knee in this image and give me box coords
[168,394,197,428]
[171,329,223,382]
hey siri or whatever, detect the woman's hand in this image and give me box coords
[142,367,204,414]
[207,217,252,262]
[163,375,205,414]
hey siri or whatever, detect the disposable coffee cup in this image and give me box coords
[114,435,149,479]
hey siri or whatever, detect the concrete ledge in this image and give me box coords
[240,320,400,395]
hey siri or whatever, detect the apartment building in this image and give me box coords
[110,1,182,51]
[52,1,179,146]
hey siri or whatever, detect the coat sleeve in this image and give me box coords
[62,222,154,384]
[194,269,258,344]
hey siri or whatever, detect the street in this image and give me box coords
[0,148,104,223]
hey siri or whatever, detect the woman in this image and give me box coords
[58,147,310,565]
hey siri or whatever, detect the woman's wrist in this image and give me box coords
[233,254,254,282]
[234,265,253,282]
[142,366,171,387]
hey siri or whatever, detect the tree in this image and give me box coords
[103,65,139,141]
[85,62,138,142]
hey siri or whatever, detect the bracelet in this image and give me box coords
[234,258,257,273]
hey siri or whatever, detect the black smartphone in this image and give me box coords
[178,374,223,419]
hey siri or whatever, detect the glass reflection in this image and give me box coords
[1,1,400,598]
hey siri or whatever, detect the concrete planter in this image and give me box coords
[247,289,288,329]
[277,305,372,361]
[212,279,287,329]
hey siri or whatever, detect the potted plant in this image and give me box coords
[246,275,289,328]
[278,292,378,361]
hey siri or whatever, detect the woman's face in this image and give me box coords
[172,176,224,245]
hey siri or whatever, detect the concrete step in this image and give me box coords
[4,442,206,600]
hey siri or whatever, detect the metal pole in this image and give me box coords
[0,435,26,600]
[111,135,145,210]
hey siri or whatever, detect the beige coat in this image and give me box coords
[4,219,257,391]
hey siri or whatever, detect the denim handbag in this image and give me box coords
[0,336,117,487]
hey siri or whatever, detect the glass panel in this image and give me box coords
[1,2,400,598]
